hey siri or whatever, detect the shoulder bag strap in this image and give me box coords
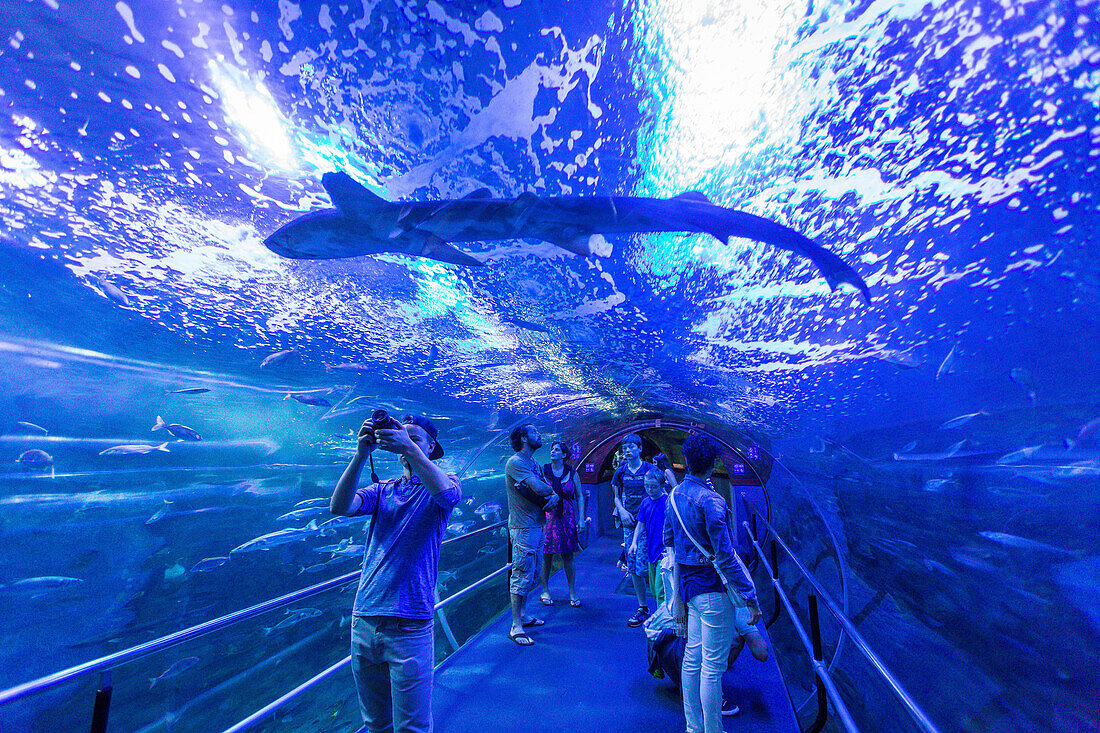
[668,487,714,562]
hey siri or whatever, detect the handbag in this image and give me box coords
[668,485,751,609]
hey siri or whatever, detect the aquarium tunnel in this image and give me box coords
[0,0,1097,731]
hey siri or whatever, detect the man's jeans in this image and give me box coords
[351,615,435,733]
[682,591,737,733]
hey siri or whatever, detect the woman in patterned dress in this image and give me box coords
[539,441,588,607]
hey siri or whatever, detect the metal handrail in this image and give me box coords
[743,498,941,733]
[746,531,859,733]
[0,521,508,708]
[222,562,513,733]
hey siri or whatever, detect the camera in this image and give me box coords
[371,409,402,432]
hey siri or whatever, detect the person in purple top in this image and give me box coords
[330,413,460,733]
[663,434,759,733]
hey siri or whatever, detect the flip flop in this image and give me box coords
[522,617,545,628]
[540,596,554,606]
[570,598,582,607]
[509,631,534,646]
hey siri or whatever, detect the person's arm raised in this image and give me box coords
[376,428,452,496]
[331,421,376,516]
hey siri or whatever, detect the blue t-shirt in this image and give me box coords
[351,472,461,619]
[637,494,668,564]
[613,462,652,516]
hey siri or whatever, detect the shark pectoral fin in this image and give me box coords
[321,171,389,219]
[540,233,590,257]
[674,190,714,204]
[505,192,542,236]
[401,229,485,268]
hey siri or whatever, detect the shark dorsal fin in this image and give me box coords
[674,190,713,204]
[321,171,389,218]
[462,188,492,200]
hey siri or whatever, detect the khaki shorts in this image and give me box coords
[508,526,544,596]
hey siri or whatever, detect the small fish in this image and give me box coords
[501,316,551,334]
[978,531,1073,556]
[2,576,83,592]
[874,345,926,369]
[921,559,958,578]
[474,501,503,519]
[938,411,987,430]
[935,344,958,381]
[152,416,202,441]
[317,539,353,554]
[190,557,229,573]
[94,275,131,307]
[149,657,200,689]
[276,507,328,522]
[263,607,323,635]
[438,569,458,583]
[298,563,331,574]
[284,393,332,407]
[100,442,170,456]
[898,440,918,453]
[477,544,502,557]
[446,520,475,536]
[16,421,48,435]
[325,362,371,372]
[319,515,372,531]
[17,449,53,469]
[168,388,211,394]
[922,478,955,492]
[1010,367,1038,405]
[231,521,321,553]
[945,440,966,457]
[996,446,1043,465]
[260,348,297,369]
[146,500,173,525]
[294,498,330,509]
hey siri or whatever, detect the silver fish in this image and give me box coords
[935,344,958,381]
[190,557,230,573]
[939,411,986,430]
[231,521,321,553]
[145,500,173,525]
[149,657,199,689]
[99,442,170,456]
[978,531,1073,556]
[15,421,48,435]
[260,348,297,369]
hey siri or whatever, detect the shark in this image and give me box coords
[264,171,871,302]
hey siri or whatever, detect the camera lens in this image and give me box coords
[372,409,389,424]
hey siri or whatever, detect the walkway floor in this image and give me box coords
[433,536,800,733]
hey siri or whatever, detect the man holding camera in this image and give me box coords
[505,423,560,646]
[330,411,461,733]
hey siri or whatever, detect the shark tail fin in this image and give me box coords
[152,416,165,432]
[155,442,170,453]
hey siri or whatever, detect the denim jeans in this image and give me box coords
[682,591,737,733]
[351,615,435,733]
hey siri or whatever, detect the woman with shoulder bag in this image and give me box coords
[539,441,588,607]
[663,435,761,733]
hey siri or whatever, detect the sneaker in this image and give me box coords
[722,698,740,717]
[627,606,650,627]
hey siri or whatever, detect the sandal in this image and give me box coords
[522,617,545,628]
[540,595,554,606]
[508,631,534,646]
[569,598,582,607]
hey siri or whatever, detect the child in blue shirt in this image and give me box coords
[630,467,669,608]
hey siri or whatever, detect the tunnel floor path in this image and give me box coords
[432,536,799,733]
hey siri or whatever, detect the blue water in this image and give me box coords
[0,0,1097,730]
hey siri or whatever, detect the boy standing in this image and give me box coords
[612,433,653,626]
[630,467,669,609]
